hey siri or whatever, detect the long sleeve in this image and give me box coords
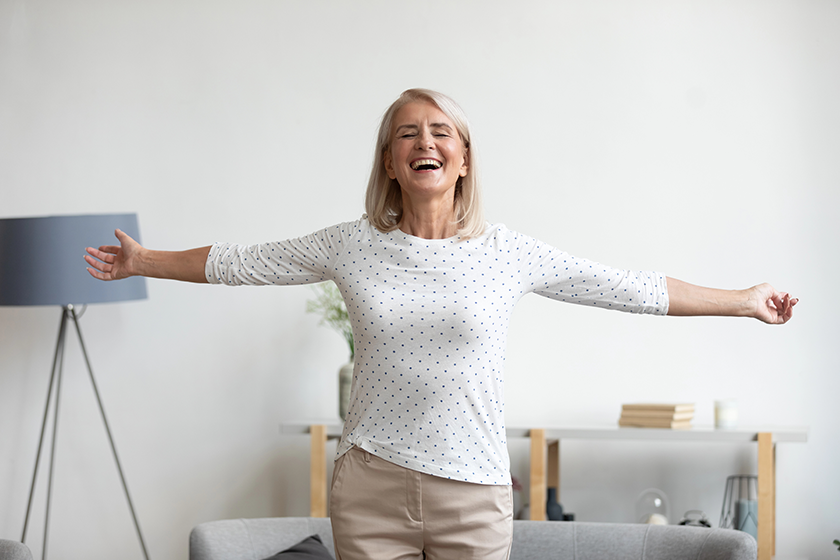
[502,226,669,315]
[204,220,364,286]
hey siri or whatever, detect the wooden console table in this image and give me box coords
[281,423,807,560]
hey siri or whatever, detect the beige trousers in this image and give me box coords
[329,447,513,560]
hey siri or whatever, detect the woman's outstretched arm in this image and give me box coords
[666,277,798,324]
[85,229,211,284]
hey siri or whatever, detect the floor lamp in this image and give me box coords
[0,214,150,560]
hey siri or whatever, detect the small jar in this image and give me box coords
[715,399,738,429]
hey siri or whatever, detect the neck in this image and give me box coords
[399,192,459,240]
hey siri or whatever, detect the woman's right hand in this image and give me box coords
[85,228,143,281]
[86,229,211,283]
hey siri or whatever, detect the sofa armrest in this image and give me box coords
[0,540,34,560]
[190,518,334,560]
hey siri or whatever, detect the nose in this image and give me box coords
[415,130,434,150]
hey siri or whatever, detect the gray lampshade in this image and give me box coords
[0,213,147,306]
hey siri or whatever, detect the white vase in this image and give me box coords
[339,360,353,420]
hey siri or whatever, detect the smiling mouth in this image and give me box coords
[410,159,442,171]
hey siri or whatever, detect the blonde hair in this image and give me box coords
[365,88,485,239]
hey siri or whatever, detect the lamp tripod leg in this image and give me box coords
[22,308,68,546]
[69,307,151,560]
[42,314,67,560]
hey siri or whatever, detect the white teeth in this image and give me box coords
[411,159,442,170]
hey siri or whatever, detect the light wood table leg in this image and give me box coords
[757,432,775,560]
[310,425,328,518]
[529,429,546,520]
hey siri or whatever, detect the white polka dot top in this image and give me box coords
[206,216,669,485]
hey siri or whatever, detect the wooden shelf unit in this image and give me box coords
[281,423,807,560]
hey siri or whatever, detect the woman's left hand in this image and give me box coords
[666,277,798,323]
[748,283,799,325]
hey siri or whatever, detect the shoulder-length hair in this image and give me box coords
[365,88,485,239]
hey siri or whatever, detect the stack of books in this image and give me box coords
[618,403,694,429]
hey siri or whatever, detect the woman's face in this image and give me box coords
[384,101,468,202]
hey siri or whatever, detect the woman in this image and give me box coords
[86,88,797,560]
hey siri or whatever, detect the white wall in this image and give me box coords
[1,1,837,558]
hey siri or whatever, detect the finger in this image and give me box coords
[776,294,796,323]
[114,228,136,245]
[779,294,791,323]
[771,291,789,311]
[86,247,116,264]
[761,294,782,324]
[96,245,122,255]
[84,254,112,272]
[782,303,794,323]
[86,266,111,281]
[84,254,100,268]
[86,246,113,258]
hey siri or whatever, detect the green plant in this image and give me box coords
[834,538,840,551]
[306,281,354,360]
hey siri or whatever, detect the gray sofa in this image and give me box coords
[0,540,33,560]
[190,517,757,560]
